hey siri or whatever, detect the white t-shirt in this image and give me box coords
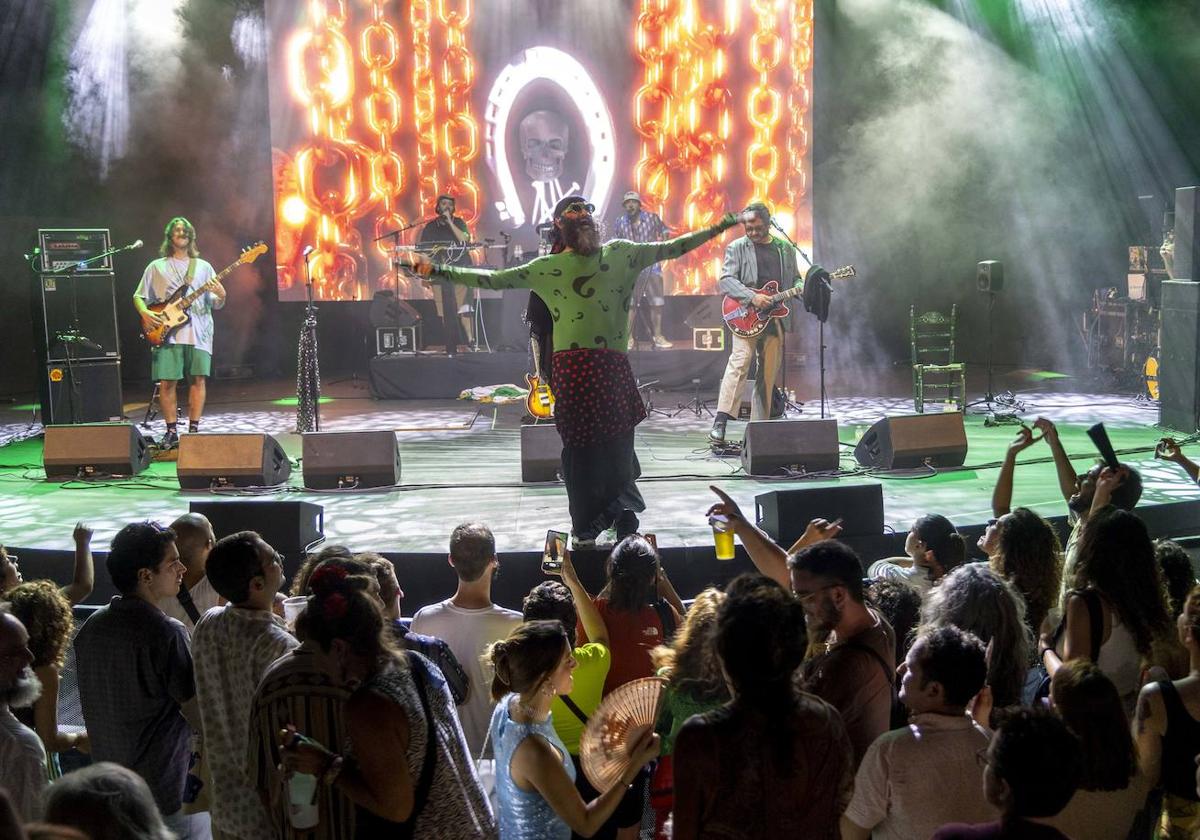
[411,599,522,757]
[136,257,222,353]
[0,705,47,821]
[867,558,934,596]
[158,575,222,634]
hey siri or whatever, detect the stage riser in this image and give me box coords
[368,348,732,400]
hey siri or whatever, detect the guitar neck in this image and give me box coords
[769,284,804,304]
[179,263,234,307]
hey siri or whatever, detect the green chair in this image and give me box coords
[911,304,966,413]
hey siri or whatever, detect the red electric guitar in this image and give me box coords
[721,265,856,338]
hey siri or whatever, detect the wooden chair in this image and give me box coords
[911,304,966,413]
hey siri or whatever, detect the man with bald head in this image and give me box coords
[160,512,223,631]
[0,607,48,820]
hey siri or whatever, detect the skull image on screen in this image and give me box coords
[520,110,568,183]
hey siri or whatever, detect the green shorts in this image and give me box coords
[151,344,212,381]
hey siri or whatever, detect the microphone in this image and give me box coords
[302,245,315,258]
[120,239,143,251]
[23,247,41,262]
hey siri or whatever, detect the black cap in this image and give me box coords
[435,194,455,206]
[552,194,589,220]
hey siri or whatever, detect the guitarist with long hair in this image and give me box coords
[133,217,226,447]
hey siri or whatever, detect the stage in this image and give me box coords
[2,370,1197,609]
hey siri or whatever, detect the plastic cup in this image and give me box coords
[710,515,736,561]
[282,596,308,631]
[287,773,319,829]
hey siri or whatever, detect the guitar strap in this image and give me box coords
[186,258,197,288]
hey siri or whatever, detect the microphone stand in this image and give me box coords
[771,219,830,418]
[296,249,321,433]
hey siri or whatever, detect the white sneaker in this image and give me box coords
[652,335,671,348]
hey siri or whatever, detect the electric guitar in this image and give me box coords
[722,265,857,338]
[525,334,555,419]
[140,242,268,347]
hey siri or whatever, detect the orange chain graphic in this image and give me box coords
[362,0,405,262]
[633,0,674,216]
[410,0,441,212]
[438,0,481,226]
[746,0,781,206]
[784,0,813,239]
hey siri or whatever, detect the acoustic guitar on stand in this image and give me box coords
[140,242,268,347]
[722,265,856,338]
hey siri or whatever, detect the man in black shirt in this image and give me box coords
[418,194,476,352]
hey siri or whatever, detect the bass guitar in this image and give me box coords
[722,265,857,338]
[140,242,268,347]
[525,334,555,419]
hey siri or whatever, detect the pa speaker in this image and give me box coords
[1175,186,1199,281]
[742,419,839,476]
[188,500,323,559]
[756,483,884,547]
[43,423,150,480]
[177,433,291,489]
[302,430,400,489]
[854,412,967,469]
[977,260,1004,292]
[521,424,561,482]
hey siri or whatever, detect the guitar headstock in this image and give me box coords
[238,241,268,265]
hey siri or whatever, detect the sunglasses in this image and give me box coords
[560,202,595,216]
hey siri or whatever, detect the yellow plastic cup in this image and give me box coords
[710,515,736,560]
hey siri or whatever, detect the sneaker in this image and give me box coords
[652,334,671,349]
[159,430,180,449]
[709,413,729,444]
[570,534,597,551]
[615,509,640,540]
[595,528,618,548]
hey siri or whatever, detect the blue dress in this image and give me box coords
[489,694,576,840]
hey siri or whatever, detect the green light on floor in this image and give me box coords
[1025,370,1071,381]
[271,396,335,407]
[9,404,39,412]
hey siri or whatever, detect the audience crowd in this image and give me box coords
[1,417,1199,839]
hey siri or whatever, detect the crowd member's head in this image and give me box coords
[1050,660,1136,792]
[106,522,182,600]
[867,579,922,662]
[0,546,22,594]
[42,762,174,840]
[488,619,575,702]
[1072,508,1172,656]
[5,580,73,670]
[0,608,40,710]
[981,708,1082,821]
[1069,461,1142,515]
[918,564,1032,708]
[206,531,285,609]
[523,581,578,646]
[294,563,396,684]
[898,626,987,715]
[603,536,660,613]
[289,544,356,596]
[359,553,403,621]
[168,512,215,570]
[985,507,1063,636]
[787,540,866,638]
[651,587,728,704]
[716,574,807,705]
[1155,540,1196,619]
[905,514,967,582]
[449,522,498,583]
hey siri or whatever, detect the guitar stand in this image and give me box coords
[637,378,672,418]
[671,378,714,418]
[140,382,182,430]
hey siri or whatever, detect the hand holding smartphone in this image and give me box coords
[542,529,568,574]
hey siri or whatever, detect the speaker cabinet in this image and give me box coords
[188,500,324,558]
[742,419,839,476]
[854,412,968,469]
[40,360,124,425]
[1175,186,1199,281]
[177,433,292,489]
[43,423,150,480]
[521,424,561,482]
[1161,281,1200,432]
[301,430,400,489]
[32,273,121,363]
[756,483,885,546]
[977,260,1004,292]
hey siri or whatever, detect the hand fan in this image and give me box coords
[579,676,667,791]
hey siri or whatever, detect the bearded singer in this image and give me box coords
[398,195,741,548]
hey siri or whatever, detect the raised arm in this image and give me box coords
[59,522,94,606]
[992,426,1040,517]
[558,549,608,648]
[707,485,789,588]
[626,215,738,274]
[1158,438,1200,483]
[1034,418,1079,505]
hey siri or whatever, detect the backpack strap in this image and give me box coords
[653,599,677,641]
[559,694,589,725]
[841,639,895,686]
[175,583,202,624]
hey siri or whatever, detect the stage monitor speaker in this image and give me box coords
[521,424,561,482]
[302,430,401,489]
[43,423,150,480]
[32,273,121,362]
[756,483,884,546]
[742,418,839,476]
[1160,280,1200,432]
[177,433,292,489]
[977,260,1004,293]
[854,412,967,469]
[40,360,124,425]
[188,500,324,558]
[1175,186,1199,282]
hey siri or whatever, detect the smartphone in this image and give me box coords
[542,529,568,573]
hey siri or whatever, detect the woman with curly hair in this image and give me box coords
[1041,508,1173,715]
[6,579,87,773]
[981,506,1062,639]
[917,564,1033,711]
[279,564,495,838]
